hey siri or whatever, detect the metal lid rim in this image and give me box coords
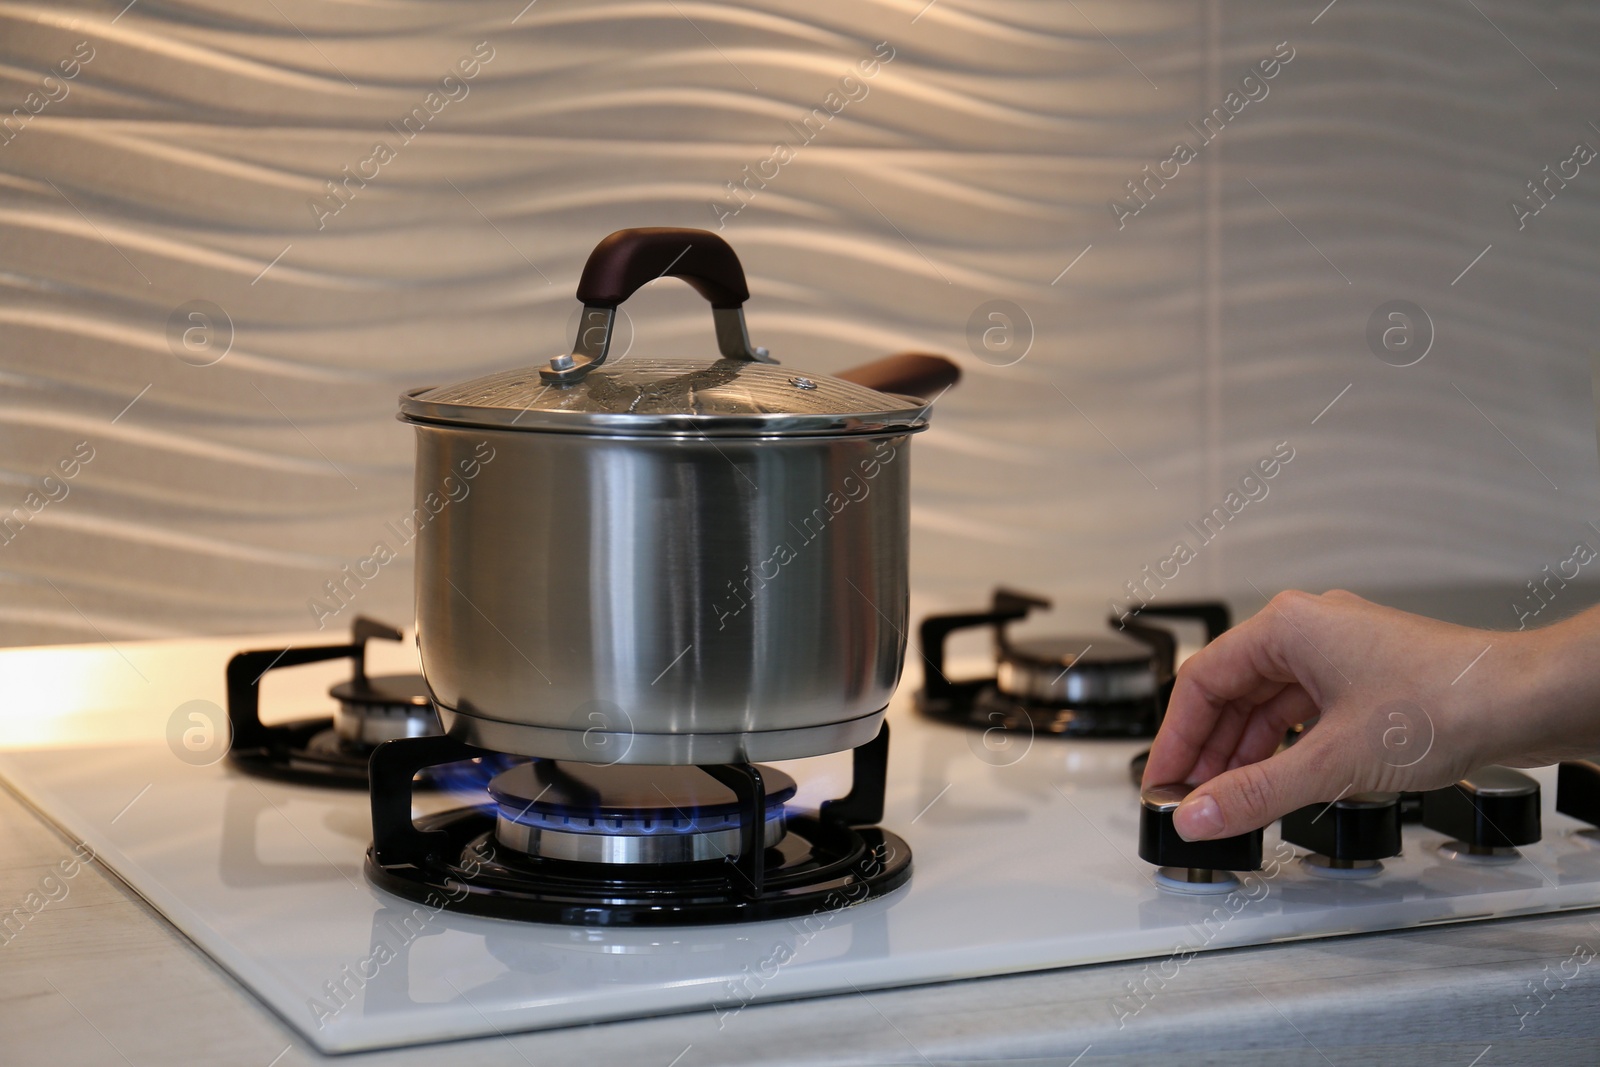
[395,409,932,438]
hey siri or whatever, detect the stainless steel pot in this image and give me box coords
[399,228,958,765]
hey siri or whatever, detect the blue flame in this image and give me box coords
[425,754,526,808]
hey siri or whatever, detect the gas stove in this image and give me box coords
[223,616,516,794]
[224,616,443,788]
[915,589,1230,739]
[4,624,1600,1053]
[364,729,910,926]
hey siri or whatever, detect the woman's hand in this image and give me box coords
[1140,590,1599,842]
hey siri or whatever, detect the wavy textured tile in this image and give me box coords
[0,0,1595,645]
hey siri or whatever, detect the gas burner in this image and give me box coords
[487,761,797,865]
[366,726,912,926]
[915,589,1230,739]
[225,616,497,790]
[329,671,436,747]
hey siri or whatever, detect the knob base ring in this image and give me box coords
[1153,866,1238,895]
[1437,840,1520,865]
[1300,854,1384,880]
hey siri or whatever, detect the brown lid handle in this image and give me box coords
[835,352,961,400]
[548,229,767,384]
[576,228,750,309]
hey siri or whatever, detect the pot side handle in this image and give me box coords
[577,228,750,309]
[835,352,962,401]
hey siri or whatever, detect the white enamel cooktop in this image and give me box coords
[1,635,1598,1053]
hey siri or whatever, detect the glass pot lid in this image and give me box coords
[399,228,935,438]
[399,357,933,438]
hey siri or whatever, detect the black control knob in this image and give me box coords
[1281,793,1402,877]
[1139,784,1262,891]
[1421,767,1541,856]
[1557,760,1600,828]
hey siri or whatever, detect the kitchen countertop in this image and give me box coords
[2,619,1599,1065]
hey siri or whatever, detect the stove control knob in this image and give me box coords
[1139,784,1262,892]
[1557,760,1600,828]
[1421,766,1541,857]
[1281,793,1402,877]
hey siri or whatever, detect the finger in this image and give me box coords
[1173,729,1351,840]
[1186,684,1289,783]
[1221,686,1318,773]
[1143,602,1305,786]
[1174,703,1247,785]
[1183,684,1312,787]
[1145,662,1279,788]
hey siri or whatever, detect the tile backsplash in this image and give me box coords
[0,1,1595,644]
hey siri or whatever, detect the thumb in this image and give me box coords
[1173,735,1347,841]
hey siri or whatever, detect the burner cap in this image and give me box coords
[997,632,1157,705]
[329,673,439,745]
[487,762,797,865]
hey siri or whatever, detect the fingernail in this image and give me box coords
[1175,794,1223,841]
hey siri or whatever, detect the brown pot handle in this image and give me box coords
[576,228,750,309]
[547,228,767,384]
[835,352,961,400]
